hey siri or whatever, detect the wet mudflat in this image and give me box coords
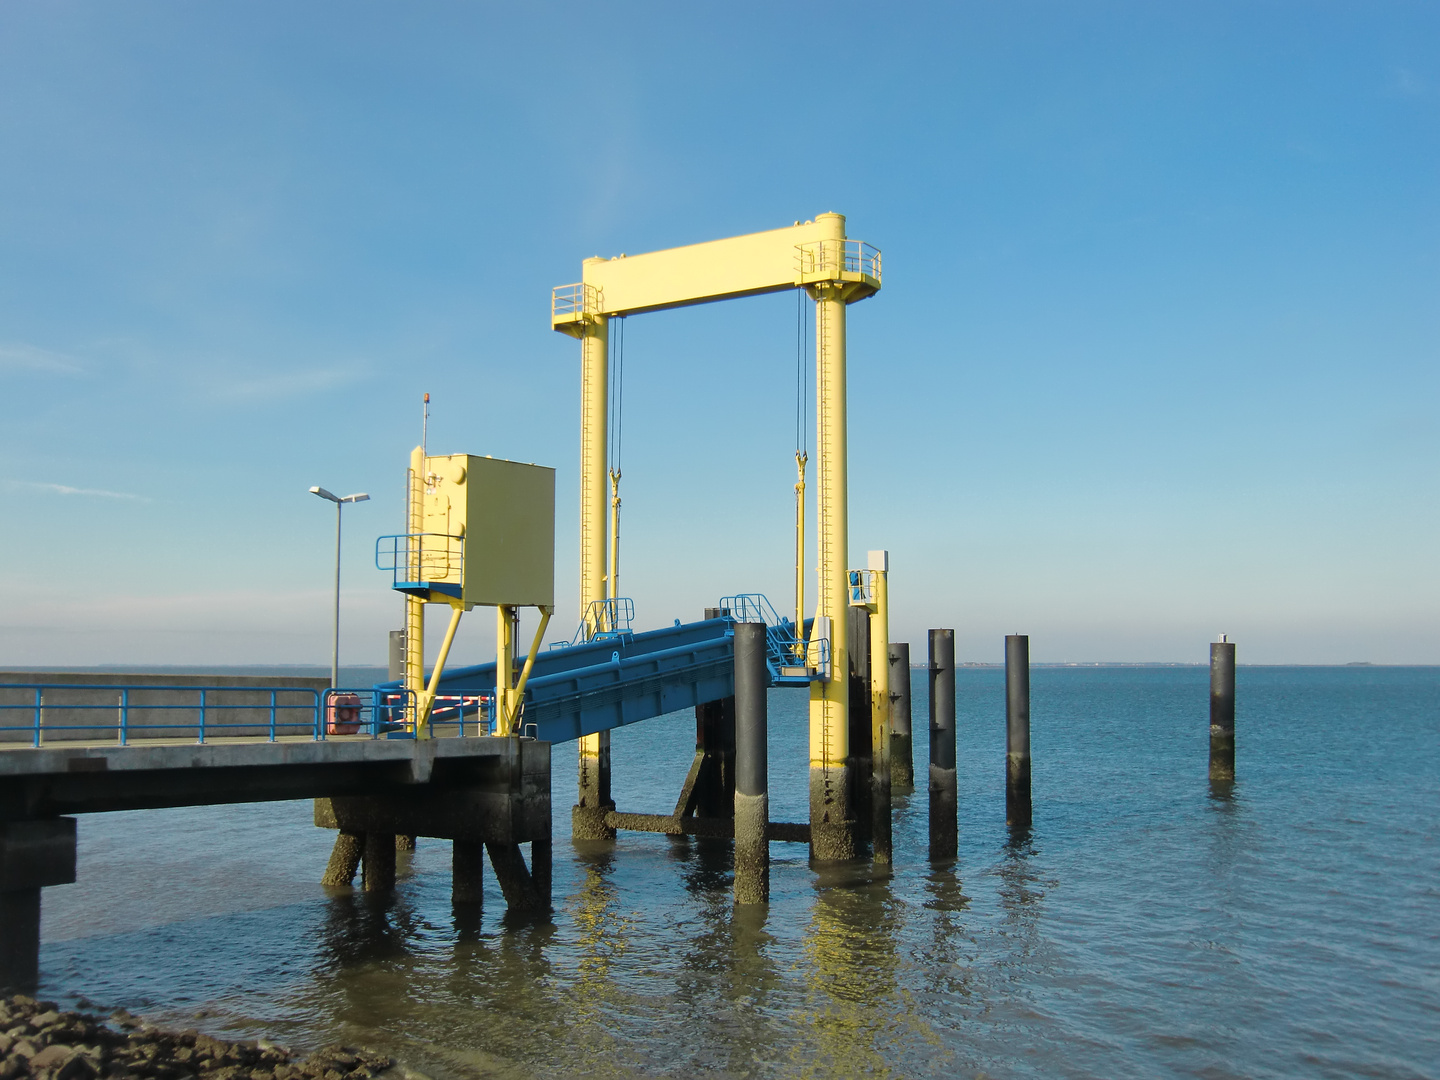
[37,667,1440,1079]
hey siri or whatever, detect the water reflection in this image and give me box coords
[450,900,482,942]
[562,841,632,1053]
[672,836,733,896]
[668,847,786,1072]
[1004,822,1034,854]
[919,866,971,1008]
[996,831,1046,959]
[790,870,928,1078]
[1203,776,1245,924]
[313,891,425,972]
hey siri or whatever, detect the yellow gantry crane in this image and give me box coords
[553,213,882,858]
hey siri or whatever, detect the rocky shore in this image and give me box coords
[0,997,397,1080]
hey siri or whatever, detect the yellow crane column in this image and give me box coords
[808,210,855,860]
[574,307,616,839]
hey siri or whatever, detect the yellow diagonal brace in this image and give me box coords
[415,602,464,737]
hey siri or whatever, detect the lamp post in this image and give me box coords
[310,486,370,688]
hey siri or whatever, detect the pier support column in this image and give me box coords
[869,553,892,866]
[452,841,485,905]
[315,739,551,914]
[321,831,363,886]
[1005,635,1032,828]
[485,843,547,912]
[734,623,769,905]
[362,832,396,892]
[928,629,957,861]
[848,605,873,850]
[1210,637,1236,782]
[671,608,736,824]
[691,697,736,817]
[530,838,552,906]
[573,731,615,840]
[0,819,76,993]
[889,643,914,788]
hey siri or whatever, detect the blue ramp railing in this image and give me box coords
[717,594,825,684]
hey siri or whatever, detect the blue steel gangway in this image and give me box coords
[377,593,824,745]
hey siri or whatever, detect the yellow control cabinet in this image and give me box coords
[411,453,555,609]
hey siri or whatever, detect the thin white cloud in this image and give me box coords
[209,366,362,402]
[0,586,397,665]
[0,342,82,374]
[3,480,149,502]
[1390,68,1427,98]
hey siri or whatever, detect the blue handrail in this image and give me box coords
[551,597,636,649]
[0,684,483,746]
[717,593,827,683]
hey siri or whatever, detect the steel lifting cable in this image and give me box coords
[793,289,811,657]
[795,290,807,459]
[606,317,625,611]
[610,316,625,471]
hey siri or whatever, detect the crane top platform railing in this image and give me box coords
[551,282,600,325]
[794,239,882,284]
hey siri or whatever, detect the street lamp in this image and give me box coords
[310,486,370,688]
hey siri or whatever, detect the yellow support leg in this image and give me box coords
[496,605,518,735]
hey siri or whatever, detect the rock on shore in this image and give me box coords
[0,996,396,1080]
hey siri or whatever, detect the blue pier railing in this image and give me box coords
[0,684,491,746]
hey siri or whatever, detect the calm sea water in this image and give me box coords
[36,666,1440,1079]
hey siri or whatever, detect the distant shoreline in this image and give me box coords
[2,662,1429,675]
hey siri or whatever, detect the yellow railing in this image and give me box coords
[795,239,882,285]
[552,282,600,322]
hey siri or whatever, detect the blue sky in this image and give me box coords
[1,1,1436,667]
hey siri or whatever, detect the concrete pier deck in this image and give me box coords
[0,736,534,818]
